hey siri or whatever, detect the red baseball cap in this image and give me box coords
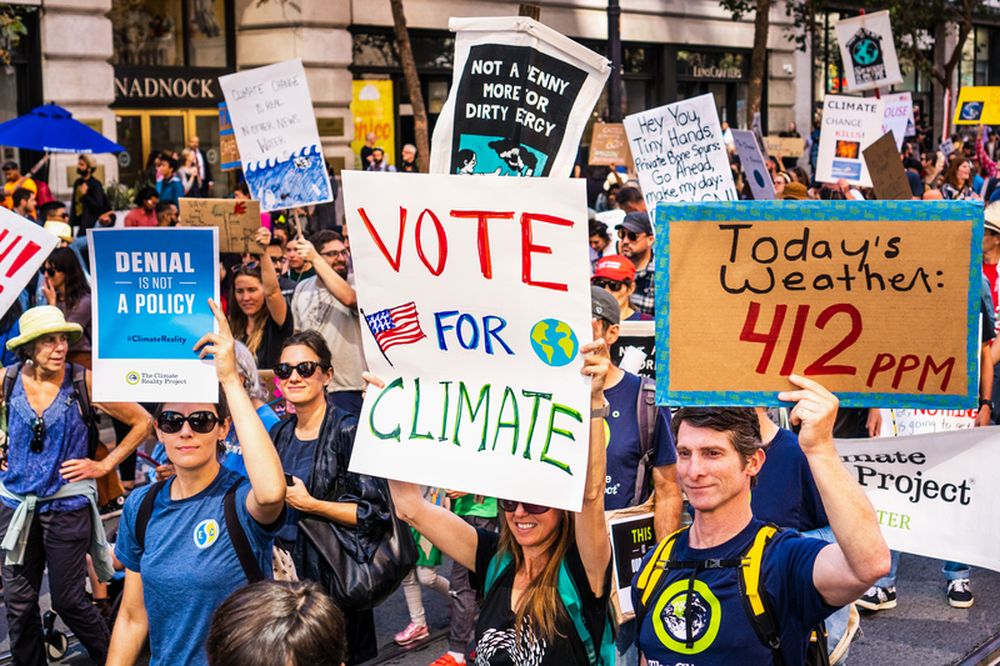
[592,255,636,282]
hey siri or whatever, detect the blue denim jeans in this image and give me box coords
[803,526,850,661]
[875,551,970,587]
[616,618,638,666]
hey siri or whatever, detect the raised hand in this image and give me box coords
[193,299,238,385]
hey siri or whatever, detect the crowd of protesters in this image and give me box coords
[0,102,992,666]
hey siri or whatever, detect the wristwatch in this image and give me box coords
[979,398,992,410]
[591,402,610,419]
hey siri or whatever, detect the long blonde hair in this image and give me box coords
[496,510,573,640]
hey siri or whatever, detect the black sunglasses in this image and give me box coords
[498,499,551,515]
[592,277,625,291]
[157,410,220,434]
[273,361,329,380]
[42,267,56,277]
[30,417,45,453]
[617,229,641,242]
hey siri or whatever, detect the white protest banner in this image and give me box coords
[881,92,914,150]
[815,95,884,186]
[878,407,977,437]
[89,228,220,402]
[835,10,903,92]
[430,17,609,177]
[0,208,58,316]
[219,59,332,212]
[837,428,1000,572]
[342,171,593,511]
[731,129,775,200]
[623,94,737,207]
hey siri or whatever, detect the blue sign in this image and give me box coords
[91,228,217,360]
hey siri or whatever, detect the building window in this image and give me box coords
[352,29,454,72]
[110,0,231,68]
[960,26,990,88]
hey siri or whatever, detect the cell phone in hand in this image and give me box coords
[284,473,294,486]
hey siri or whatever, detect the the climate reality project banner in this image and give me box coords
[430,16,609,177]
[89,228,220,403]
[219,59,332,211]
[342,171,593,511]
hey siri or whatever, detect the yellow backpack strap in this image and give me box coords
[738,524,784,660]
[634,525,688,627]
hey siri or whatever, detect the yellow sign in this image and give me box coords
[351,80,395,169]
[953,86,1000,126]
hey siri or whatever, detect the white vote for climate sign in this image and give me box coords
[837,426,1000,573]
[342,171,594,512]
[623,93,737,207]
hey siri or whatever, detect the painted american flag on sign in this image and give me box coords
[363,301,426,361]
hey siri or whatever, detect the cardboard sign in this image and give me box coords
[611,319,655,379]
[815,95,884,186]
[837,428,1000,573]
[763,136,806,160]
[351,80,395,168]
[623,93,737,207]
[342,171,593,511]
[732,129,775,201]
[835,11,903,92]
[219,59,333,211]
[953,86,1000,126]
[179,198,264,254]
[0,208,59,317]
[588,123,632,166]
[430,16,610,178]
[218,103,240,171]
[88,228,220,402]
[656,200,981,409]
[881,92,914,150]
[607,511,656,621]
[863,132,914,201]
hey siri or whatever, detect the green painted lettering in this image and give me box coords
[454,381,491,450]
[540,402,582,475]
[408,377,434,440]
[520,390,553,460]
[369,377,404,442]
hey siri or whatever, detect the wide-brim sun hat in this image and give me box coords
[43,220,73,243]
[986,202,1000,235]
[7,305,83,350]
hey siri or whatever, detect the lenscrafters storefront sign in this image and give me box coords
[113,66,227,108]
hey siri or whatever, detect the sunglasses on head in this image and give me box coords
[30,417,45,453]
[273,361,329,380]
[592,277,625,291]
[231,261,260,274]
[498,499,550,514]
[617,229,641,241]
[157,410,220,434]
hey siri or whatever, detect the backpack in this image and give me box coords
[633,524,830,666]
[134,479,264,584]
[632,376,658,506]
[484,551,616,666]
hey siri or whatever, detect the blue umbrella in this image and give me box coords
[0,103,124,154]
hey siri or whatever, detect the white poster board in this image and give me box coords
[342,171,593,511]
[623,94,737,208]
[836,10,903,92]
[219,59,332,212]
[881,92,914,150]
[731,129,775,200]
[815,95,884,186]
[0,208,58,317]
[429,16,609,178]
[837,428,1000,572]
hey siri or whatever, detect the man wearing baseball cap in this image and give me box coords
[592,255,652,322]
[616,211,655,317]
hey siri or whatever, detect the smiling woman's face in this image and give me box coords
[155,403,227,471]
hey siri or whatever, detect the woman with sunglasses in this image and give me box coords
[0,306,151,665]
[228,227,291,370]
[269,331,392,665]
[382,334,614,665]
[41,247,92,368]
[108,300,286,666]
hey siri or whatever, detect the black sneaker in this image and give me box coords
[947,579,974,608]
[857,585,897,611]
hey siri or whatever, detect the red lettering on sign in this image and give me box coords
[415,208,448,276]
[450,210,514,279]
[803,304,862,376]
[739,302,787,374]
[357,206,406,272]
[520,213,573,292]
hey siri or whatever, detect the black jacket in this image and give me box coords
[270,401,392,572]
[69,176,108,235]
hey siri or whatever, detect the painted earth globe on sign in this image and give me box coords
[529,319,578,367]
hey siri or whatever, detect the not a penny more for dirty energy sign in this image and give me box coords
[656,201,981,409]
[89,228,220,403]
[342,171,593,512]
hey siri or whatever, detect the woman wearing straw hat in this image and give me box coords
[0,305,152,665]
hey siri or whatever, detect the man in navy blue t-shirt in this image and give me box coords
[632,377,890,665]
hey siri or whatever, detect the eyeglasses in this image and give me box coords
[231,261,260,274]
[43,267,56,277]
[273,361,329,380]
[592,277,625,291]
[30,417,45,453]
[320,249,349,258]
[157,410,220,434]
[498,499,550,515]
[617,229,641,242]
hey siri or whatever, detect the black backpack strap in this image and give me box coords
[633,376,657,506]
[135,481,167,551]
[2,363,21,405]
[223,481,264,584]
[68,363,99,458]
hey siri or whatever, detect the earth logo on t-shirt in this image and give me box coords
[652,579,722,653]
[193,518,220,549]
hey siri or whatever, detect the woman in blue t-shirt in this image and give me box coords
[107,300,287,666]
